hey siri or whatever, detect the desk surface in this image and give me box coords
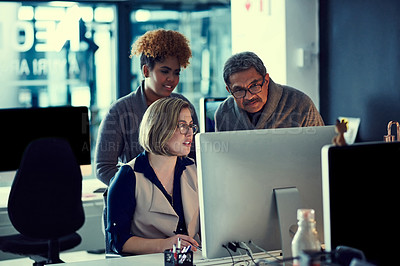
[53,251,282,266]
[0,178,106,208]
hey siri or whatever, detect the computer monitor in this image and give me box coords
[321,141,400,266]
[195,125,337,260]
[0,106,91,184]
[199,97,226,133]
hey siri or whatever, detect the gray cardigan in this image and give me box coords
[94,82,199,185]
[215,79,324,131]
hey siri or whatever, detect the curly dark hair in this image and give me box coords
[130,29,192,70]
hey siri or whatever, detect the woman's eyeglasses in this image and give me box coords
[177,123,198,135]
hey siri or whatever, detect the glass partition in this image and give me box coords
[0,1,117,185]
[129,5,232,114]
[0,0,231,186]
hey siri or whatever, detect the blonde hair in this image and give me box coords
[130,29,192,69]
[139,97,191,156]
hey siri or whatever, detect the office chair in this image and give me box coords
[0,138,85,265]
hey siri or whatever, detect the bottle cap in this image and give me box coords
[297,208,315,220]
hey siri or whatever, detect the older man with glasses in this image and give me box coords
[215,51,324,131]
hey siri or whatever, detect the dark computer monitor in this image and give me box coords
[196,125,337,260]
[0,106,91,183]
[199,97,226,133]
[322,141,400,266]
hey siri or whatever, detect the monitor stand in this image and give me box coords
[274,187,301,261]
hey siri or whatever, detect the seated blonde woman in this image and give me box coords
[106,97,200,255]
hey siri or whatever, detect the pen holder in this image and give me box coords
[164,249,193,266]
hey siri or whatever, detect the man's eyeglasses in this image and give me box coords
[229,76,266,99]
[177,123,198,135]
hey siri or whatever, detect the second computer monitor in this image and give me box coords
[0,106,91,182]
[199,97,226,133]
[321,141,400,266]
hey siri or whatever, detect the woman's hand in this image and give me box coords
[163,234,200,252]
[122,234,200,255]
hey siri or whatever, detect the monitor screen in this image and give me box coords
[195,125,337,260]
[199,97,226,133]
[0,106,91,183]
[321,141,400,266]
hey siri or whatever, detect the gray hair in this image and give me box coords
[223,51,267,86]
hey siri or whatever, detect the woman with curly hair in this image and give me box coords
[106,97,200,255]
[95,29,198,186]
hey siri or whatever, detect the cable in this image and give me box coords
[248,240,283,263]
[224,242,253,266]
[239,241,256,264]
[227,241,239,252]
[222,244,235,265]
[234,248,250,266]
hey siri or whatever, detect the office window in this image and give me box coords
[130,5,232,113]
[0,1,117,185]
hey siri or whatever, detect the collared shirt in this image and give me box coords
[106,151,194,254]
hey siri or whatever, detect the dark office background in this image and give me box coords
[319,0,400,142]
[121,0,400,143]
[1,0,399,143]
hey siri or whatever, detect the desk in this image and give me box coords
[53,250,282,265]
[0,178,107,261]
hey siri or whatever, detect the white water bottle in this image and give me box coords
[291,209,321,266]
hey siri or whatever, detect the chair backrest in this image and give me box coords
[7,137,85,239]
